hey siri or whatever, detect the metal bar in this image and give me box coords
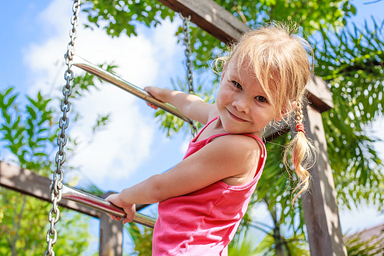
[61,184,156,229]
[72,55,192,124]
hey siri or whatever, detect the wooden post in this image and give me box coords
[290,103,347,256]
[99,192,124,256]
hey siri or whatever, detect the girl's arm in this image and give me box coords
[107,135,262,223]
[144,86,216,125]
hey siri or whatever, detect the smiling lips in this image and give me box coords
[227,109,249,122]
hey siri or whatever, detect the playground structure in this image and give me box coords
[0,0,348,255]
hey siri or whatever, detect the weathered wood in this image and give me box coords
[156,0,250,44]
[263,122,290,143]
[99,192,123,256]
[305,76,334,113]
[0,161,100,218]
[290,105,347,256]
[99,212,124,256]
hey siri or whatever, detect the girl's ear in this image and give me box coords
[274,101,297,122]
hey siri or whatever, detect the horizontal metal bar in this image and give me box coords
[72,55,192,124]
[61,184,156,229]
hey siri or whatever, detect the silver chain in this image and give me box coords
[181,14,194,95]
[45,1,80,255]
[180,14,198,137]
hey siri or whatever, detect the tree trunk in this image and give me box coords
[274,227,286,256]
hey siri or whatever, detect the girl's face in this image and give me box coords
[216,61,279,137]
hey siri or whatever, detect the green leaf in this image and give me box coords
[26,106,37,120]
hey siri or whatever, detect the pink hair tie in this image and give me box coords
[296,124,305,134]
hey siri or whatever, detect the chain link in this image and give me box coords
[180,14,198,137]
[45,1,80,255]
[181,14,194,95]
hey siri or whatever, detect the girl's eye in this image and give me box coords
[255,96,267,103]
[232,81,242,90]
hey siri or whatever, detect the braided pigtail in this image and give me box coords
[284,101,316,205]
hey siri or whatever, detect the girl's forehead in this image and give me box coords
[227,60,258,79]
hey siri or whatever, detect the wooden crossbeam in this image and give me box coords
[0,161,100,218]
[157,0,250,44]
[0,161,154,215]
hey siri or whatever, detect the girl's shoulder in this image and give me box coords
[209,134,264,185]
[210,134,263,159]
[213,132,265,165]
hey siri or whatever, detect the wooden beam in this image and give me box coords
[263,122,289,143]
[290,105,347,256]
[0,161,151,215]
[0,161,100,218]
[156,0,250,44]
[305,75,334,113]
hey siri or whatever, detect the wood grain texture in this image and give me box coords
[157,0,250,43]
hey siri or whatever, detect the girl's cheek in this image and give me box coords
[221,86,234,97]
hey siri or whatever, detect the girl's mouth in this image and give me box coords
[227,109,248,122]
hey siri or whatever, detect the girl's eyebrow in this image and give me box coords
[228,71,242,83]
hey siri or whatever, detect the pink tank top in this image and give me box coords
[152,117,266,256]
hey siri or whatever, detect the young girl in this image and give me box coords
[106,23,314,255]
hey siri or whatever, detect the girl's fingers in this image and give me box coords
[122,205,136,224]
[145,90,158,109]
[146,101,158,110]
[107,215,119,221]
[123,217,133,224]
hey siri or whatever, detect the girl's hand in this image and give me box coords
[105,193,136,224]
[144,86,167,110]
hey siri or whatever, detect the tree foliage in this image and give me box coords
[0,88,56,173]
[0,189,92,256]
[126,223,154,255]
[344,228,384,256]
[0,87,93,255]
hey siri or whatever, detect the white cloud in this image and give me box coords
[66,84,154,183]
[180,139,190,154]
[22,0,181,184]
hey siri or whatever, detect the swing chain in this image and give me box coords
[181,14,194,95]
[180,14,198,137]
[45,1,80,255]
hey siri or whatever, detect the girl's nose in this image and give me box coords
[232,97,249,114]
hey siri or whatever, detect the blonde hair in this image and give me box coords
[216,22,316,203]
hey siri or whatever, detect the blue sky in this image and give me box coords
[2,0,384,254]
